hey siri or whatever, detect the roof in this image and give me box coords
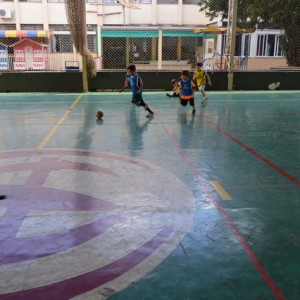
[10,38,49,48]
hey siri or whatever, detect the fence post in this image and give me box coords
[158,27,162,70]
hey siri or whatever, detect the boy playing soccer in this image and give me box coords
[166,79,180,97]
[193,62,212,105]
[178,70,196,114]
[121,64,154,118]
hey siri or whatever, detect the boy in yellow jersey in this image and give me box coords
[166,79,180,97]
[193,62,212,104]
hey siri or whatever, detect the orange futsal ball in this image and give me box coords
[96,111,103,119]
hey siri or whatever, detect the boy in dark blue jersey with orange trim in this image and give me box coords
[178,70,196,114]
[120,64,154,118]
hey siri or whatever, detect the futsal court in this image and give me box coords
[0,90,299,300]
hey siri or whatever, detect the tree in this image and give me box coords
[198,0,300,66]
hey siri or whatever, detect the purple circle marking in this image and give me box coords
[0,149,194,299]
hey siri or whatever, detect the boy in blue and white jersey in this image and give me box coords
[120,64,154,118]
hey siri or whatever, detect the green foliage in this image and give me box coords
[198,0,300,66]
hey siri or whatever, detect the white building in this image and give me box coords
[0,0,287,71]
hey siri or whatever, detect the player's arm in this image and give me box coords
[191,81,196,97]
[173,82,179,92]
[206,72,212,86]
[137,77,143,93]
[178,82,183,98]
[192,71,196,80]
[119,77,129,93]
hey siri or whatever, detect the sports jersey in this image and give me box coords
[128,73,142,95]
[193,69,207,86]
[178,79,195,99]
[172,83,180,94]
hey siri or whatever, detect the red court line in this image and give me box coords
[200,115,300,187]
[206,112,300,117]
[155,114,286,300]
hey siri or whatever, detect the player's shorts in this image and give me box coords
[180,97,195,107]
[198,85,206,91]
[132,93,145,107]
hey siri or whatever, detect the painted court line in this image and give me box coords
[207,112,300,117]
[210,181,232,200]
[155,113,286,300]
[200,115,300,187]
[37,94,83,149]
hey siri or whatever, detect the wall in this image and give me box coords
[0,72,83,93]
[0,2,215,28]
[0,71,299,93]
[247,58,288,70]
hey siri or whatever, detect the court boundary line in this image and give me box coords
[200,115,300,187]
[155,113,286,300]
[37,94,83,149]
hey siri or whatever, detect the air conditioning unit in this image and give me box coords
[0,9,12,19]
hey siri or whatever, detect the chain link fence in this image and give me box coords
[199,0,300,71]
[0,0,299,72]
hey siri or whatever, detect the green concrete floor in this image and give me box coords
[0,91,299,300]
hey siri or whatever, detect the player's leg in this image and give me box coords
[140,96,154,117]
[132,95,138,104]
[189,98,196,114]
[180,98,188,107]
[199,85,208,104]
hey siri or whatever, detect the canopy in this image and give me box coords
[194,27,253,34]
[101,30,216,38]
[0,30,50,38]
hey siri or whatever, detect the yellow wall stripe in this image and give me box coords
[37,94,83,149]
[210,181,232,200]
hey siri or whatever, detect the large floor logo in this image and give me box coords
[0,149,195,299]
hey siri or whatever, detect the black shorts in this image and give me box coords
[180,97,195,107]
[132,93,146,107]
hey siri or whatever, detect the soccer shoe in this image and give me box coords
[146,112,154,118]
[192,109,196,115]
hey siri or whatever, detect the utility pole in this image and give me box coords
[225,0,238,91]
[81,0,89,92]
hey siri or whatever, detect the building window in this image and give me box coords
[0,24,16,30]
[50,34,73,52]
[256,34,283,57]
[242,34,251,57]
[220,34,251,57]
[87,24,97,32]
[130,0,152,3]
[157,0,177,3]
[101,0,117,3]
[19,0,42,2]
[183,0,197,3]
[87,34,96,52]
[49,24,69,31]
[20,24,44,30]
[235,33,251,56]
